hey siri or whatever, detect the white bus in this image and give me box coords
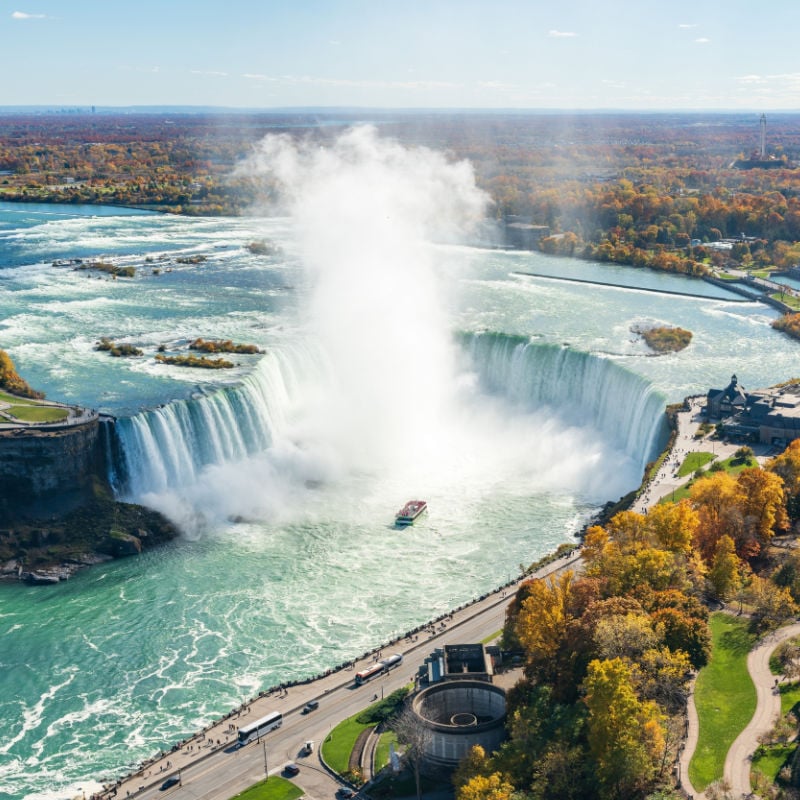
[237,711,283,745]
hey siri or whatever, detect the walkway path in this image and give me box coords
[631,396,774,799]
[725,622,800,798]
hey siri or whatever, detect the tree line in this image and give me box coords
[454,442,800,800]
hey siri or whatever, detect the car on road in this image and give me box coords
[160,776,180,791]
[337,788,355,798]
[284,763,300,777]
[302,700,319,713]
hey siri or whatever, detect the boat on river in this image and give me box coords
[395,500,427,526]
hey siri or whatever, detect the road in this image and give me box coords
[104,552,582,800]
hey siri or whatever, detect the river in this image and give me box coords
[0,131,797,800]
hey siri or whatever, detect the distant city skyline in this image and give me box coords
[3,0,800,110]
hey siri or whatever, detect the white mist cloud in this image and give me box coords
[238,126,487,473]
[11,10,47,19]
[134,127,641,532]
[548,30,578,38]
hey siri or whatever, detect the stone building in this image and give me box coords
[706,375,800,445]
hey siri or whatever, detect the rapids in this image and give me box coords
[0,135,797,798]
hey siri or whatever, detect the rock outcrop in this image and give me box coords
[0,419,178,582]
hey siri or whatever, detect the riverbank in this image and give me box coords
[93,547,583,800]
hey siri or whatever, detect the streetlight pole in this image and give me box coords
[262,741,269,782]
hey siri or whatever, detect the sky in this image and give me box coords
[2,0,800,110]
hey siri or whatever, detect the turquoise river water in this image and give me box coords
[0,150,798,800]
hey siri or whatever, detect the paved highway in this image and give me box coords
[105,551,582,800]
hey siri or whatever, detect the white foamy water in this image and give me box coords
[1,130,798,799]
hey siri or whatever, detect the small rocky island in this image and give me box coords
[632,324,693,354]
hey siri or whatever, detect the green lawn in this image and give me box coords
[661,455,757,505]
[772,292,800,310]
[0,390,40,406]
[780,681,800,716]
[480,629,502,644]
[752,745,795,784]
[689,613,757,791]
[713,272,741,281]
[0,389,70,423]
[322,714,374,774]
[374,731,399,772]
[230,776,304,800]
[677,451,715,477]
[5,405,69,423]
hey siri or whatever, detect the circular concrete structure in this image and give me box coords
[411,681,506,772]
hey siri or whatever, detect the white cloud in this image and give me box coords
[243,73,276,81]
[11,10,46,19]
[329,40,341,46]
[678,23,698,29]
[737,74,764,84]
[694,37,710,44]
[548,29,578,38]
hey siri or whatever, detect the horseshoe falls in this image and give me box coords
[1,200,798,797]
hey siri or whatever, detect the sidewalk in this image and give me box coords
[725,622,800,798]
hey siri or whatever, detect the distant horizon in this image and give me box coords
[2,105,800,116]
[3,1,800,110]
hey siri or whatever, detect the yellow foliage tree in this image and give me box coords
[455,772,514,800]
[517,570,576,666]
[645,499,698,555]
[737,468,788,545]
[584,657,664,800]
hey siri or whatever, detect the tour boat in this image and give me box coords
[395,500,427,525]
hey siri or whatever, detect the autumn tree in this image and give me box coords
[0,349,44,399]
[453,745,489,791]
[746,575,798,633]
[768,438,800,521]
[736,468,787,549]
[635,646,692,714]
[690,471,744,560]
[645,500,698,555]
[516,571,577,688]
[707,535,744,601]
[583,657,665,799]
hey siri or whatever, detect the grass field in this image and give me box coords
[689,613,757,791]
[4,405,69,423]
[752,744,795,784]
[0,390,40,406]
[677,451,715,477]
[662,454,757,504]
[322,714,374,775]
[374,731,399,772]
[230,777,304,800]
[0,389,70,423]
[772,292,800,310]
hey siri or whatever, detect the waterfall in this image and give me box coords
[113,334,667,500]
[460,332,668,470]
[112,343,323,498]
